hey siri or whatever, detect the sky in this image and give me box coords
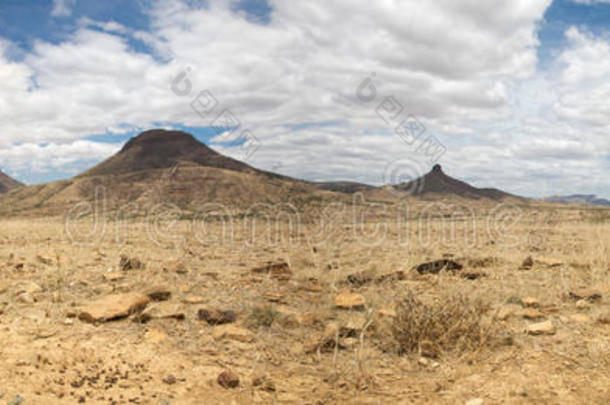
[0,0,610,198]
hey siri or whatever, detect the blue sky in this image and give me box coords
[0,0,610,197]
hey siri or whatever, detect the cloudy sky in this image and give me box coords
[0,0,609,198]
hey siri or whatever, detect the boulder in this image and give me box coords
[79,293,150,323]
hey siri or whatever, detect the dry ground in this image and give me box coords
[0,203,609,404]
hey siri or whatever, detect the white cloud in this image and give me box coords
[51,0,77,17]
[7,0,610,197]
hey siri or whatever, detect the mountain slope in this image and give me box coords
[0,129,337,216]
[80,129,254,177]
[0,170,23,193]
[394,164,517,200]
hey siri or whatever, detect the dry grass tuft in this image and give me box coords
[389,290,496,357]
[245,305,280,329]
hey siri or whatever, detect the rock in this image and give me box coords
[36,254,53,266]
[334,292,366,310]
[521,297,540,308]
[103,272,124,282]
[460,271,487,280]
[252,262,292,280]
[263,292,285,303]
[78,293,150,323]
[465,399,484,405]
[569,288,602,302]
[520,310,545,320]
[520,256,534,270]
[119,255,144,271]
[212,324,254,342]
[252,375,275,392]
[198,308,237,325]
[163,260,188,274]
[135,303,185,323]
[347,270,375,286]
[183,295,205,304]
[527,320,556,336]
[218,370,239,389]
[163,374,177,385]
[575,299,590,309]
[142,286,172,301]
[414,259,462,275]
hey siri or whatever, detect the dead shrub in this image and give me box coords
[389,290,496,356]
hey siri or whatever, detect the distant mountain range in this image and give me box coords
[543,194,610,207]
[0,129,526,215]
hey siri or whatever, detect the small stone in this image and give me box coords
[521,297,540,308]
[465,399,484,405]
[103,272,124,282]
[521,309,545,320]
[183,295,205,304]
[198,308,237,325]
[218,370,239,389]
[142,286,172,302]
[346,270,375,286]
[527,320,556,335]
[569,288,602,302]
[263,292,285,303]
[252,375,275,392]
[78,293,150,323]
[163,374,177,385]
[17,292,36,304]
[418,357,429,367]
[520,256,534,270]
[163,260,188,274]
[251,262,292,280]
[460,271,487,280]
[575,299,590,309]
[212,324,254,342]
[37,254,53,265]
[414,259,462,275]
[135,303,185,323]
[334,292,366,310]
[119,255,144,271]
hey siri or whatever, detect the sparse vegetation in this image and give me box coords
[387,290,495,356]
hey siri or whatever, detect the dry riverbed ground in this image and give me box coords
[0,210,609,404]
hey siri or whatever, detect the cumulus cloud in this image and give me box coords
[51,0,77,17]
[3,0,610,197]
